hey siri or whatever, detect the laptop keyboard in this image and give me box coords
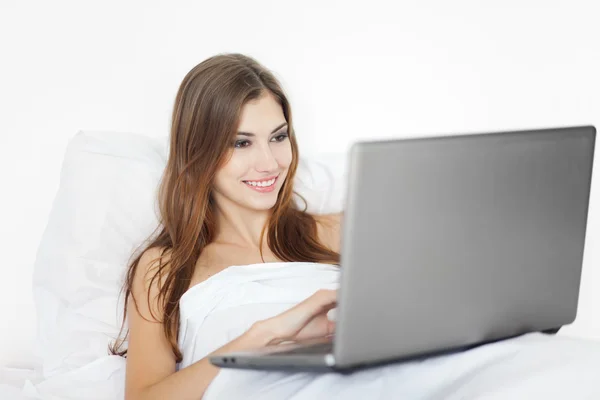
[272,341,333,356]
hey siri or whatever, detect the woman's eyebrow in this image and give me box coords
[237,122,288,137]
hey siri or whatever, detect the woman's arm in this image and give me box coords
[126,248,337,400]
[132,325,270,400]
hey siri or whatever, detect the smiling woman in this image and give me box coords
[107,53,342,400]
[213,92,293,211]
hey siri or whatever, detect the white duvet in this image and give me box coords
[3,261,599,399]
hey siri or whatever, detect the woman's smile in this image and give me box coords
[242,175,279,193]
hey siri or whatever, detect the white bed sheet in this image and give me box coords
[1,333,599,400]
[0,356,125,400]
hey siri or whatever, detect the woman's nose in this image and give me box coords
[255,145,279,172]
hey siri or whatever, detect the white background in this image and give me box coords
[0,0,598,367]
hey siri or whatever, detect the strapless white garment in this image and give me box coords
[177,261,341,367]
[177,262,600,400]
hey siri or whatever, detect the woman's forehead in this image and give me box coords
[237,93,286,136]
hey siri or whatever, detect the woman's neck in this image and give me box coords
[213,204,272,249]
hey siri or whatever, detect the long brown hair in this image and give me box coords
[109,53,340,362]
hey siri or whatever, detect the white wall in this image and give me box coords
[1,0,598,367]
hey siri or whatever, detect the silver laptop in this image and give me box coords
[210,125,596,372]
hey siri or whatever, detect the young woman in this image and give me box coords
[110,53,343,399]
[110,53,600,400]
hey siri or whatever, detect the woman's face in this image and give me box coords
[212,91,293,212]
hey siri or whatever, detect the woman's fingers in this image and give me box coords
[293,313,336,342]
[261,289,337,343]
[289,289,337,325]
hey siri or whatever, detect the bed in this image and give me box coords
[1,130,598,399]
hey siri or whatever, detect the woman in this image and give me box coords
[110,53,600,400]
[110,52,344,399]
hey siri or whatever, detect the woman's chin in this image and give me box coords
[233,191,276,210]
[247,197,279,211]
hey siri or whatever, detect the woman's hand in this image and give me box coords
[251,289,337,345]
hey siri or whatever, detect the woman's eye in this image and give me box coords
[234,132,287,148]
[234,140,250,148]
[272,132,289,142]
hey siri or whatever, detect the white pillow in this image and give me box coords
[32,130,348,378]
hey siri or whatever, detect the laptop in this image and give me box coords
[210,125,596,372]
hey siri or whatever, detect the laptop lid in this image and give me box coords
[334,125,596,368]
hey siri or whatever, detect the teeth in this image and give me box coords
[245,178,276,187]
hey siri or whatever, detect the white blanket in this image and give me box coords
[0,356,125,400]
[181,262,600,399]
[3,333,599,399]
[204,333,600,399]
[3,261,599,399]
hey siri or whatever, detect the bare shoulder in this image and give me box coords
[133,247,172,317]
[313,212,343,227]
[126,246,176,398]
[313,212,343,253]
[139,246,172,273]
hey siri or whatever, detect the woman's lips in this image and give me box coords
[242,175,278,193]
